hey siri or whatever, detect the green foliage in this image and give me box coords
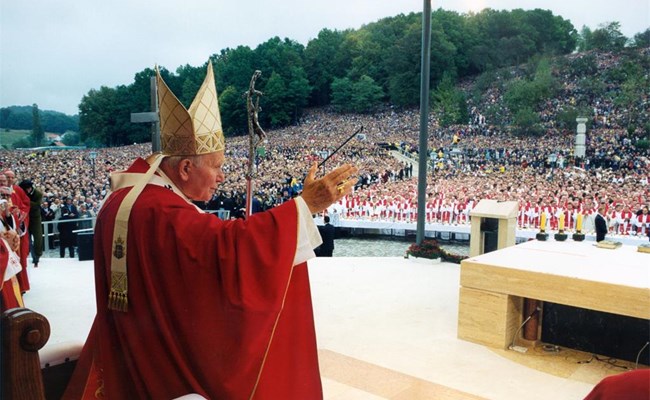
[512,107,543,136]
[568,54,598,77]
[432,73,468,127]
[577,77,606,98]
[12,137,34,149]
[67,8,583,145]
[583,22,627,51]
[331,75,384,113]
[61,131,80,146]
[218,86,247,136]
[473,69,497,94]
[0,129,30,149]
[635,139,650,150]
[350,75,384,113]
[577,26,592,52]
[330,77,354,112]
[0,105,78,133]
[262,72,291,127]
[304,29,351,105]
[79,86,120,146]
[31,104,45,146]
[632,29,650,48]
[556,107,592,130]
[505,58,557,116]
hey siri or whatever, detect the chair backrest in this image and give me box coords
[2,307,50,400]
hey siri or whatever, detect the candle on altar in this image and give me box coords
[559,213,565,231]
[540,212,546,232]
[576,213,583,232]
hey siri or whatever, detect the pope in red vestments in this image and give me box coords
[63,61,358,400]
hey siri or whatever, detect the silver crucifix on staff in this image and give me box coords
[244,70,266,217]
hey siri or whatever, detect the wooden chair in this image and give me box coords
[2,307,206,400]
[2,307,79,400]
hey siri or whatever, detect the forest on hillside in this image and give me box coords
[1,8,649,149]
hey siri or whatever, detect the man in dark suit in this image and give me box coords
[58,196,78,257]
[317,215,335,257]
[595,205,608,242]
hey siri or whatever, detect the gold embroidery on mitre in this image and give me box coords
[156,61,225,156]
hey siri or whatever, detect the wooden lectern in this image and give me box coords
[468,199,518,257]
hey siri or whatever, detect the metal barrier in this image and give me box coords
[205,209,231,219]
[40,209,230,252]
[42,217,96,252]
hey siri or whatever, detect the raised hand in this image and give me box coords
[301,162,358,214]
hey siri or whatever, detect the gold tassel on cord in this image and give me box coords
[108,290,128,312]
[108,271,128,312]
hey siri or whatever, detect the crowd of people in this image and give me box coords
[1,104,647,243]
[0,50,648,257]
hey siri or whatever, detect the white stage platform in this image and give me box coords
[20,254,639,400]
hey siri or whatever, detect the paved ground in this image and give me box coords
[21,255,613,399]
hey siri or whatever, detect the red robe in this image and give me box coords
[64,159,322,399]
[0,239,23,311]
[11,185,30,292]
[584,369,650,400]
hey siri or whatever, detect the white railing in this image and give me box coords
[40,209,231,252]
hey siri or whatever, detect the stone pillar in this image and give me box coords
[575,117,587,159]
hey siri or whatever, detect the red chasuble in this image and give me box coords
[64,159,322,399]
[11,185,30,292]
[0,239,23,311]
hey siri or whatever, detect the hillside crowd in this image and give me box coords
[1,50,649,243]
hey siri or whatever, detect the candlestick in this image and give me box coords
[540,212,546,232]
[576,213,583,233]
[559,213,565,232]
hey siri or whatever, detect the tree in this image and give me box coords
[330,77,354,112]
[79,86,119,146]
[568,54,598,77]
[432,73,467,127]
[0,108,10,128]
[211,47,257,134]
[586,22,627,51]
[351,75,384,113]
[615,72,649,128]
[31,104,45,146]
[261,71,291,128]
[577,26,592,52]
[632,29,650,48]
[304,28,351,106]
[176,63,206,107]
[61,131,81,146]
[512,107,542,136]
[286,67,311,122]
[504,57,557,115]
[218,85,247,136]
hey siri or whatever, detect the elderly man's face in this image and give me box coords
[0,174,7,187]
[4,171,15,186]
[184,151,226,202]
